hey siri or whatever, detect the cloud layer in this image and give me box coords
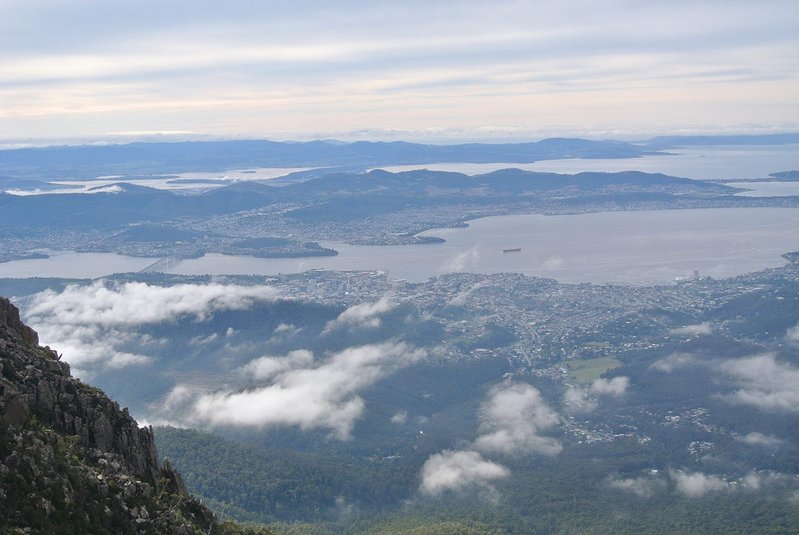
[474,382,562,456]
[720,354,799,412]
[670,470,731,498]
[668,323,713,337]
[24,280,277,376]
[606,475,665,498]
[651,351,799,417]
[563,376,630,412]
[165,341,425,438]
[3,1,798,140]
[419,450,510,497]
[420,381,562,496]
[26,280,277,327]
[650,352,697,373]
[322,298,393,334]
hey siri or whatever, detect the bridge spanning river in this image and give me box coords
[139,256,182,273]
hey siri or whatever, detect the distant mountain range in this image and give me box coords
[0,169,736,229]
[0,138,659,179]
[1,134,796,181]
[642,133,799,148]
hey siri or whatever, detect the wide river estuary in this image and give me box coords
[2,207,798,285]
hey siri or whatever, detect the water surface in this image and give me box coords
[725,181,799,197]
[377,144,799,181]
[3,208,796,285]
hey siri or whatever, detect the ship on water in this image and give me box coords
[502,248,522,253]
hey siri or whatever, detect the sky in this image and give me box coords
[2,0,799,144]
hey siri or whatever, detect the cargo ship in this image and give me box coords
[502,248,522,253]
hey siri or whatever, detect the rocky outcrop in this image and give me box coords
[0,296,160,487]
[0,296,38,345]
[0,297,219,533]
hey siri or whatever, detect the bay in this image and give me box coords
[2,207,798,285]
[376,144,799,181]
[725,181,799,197]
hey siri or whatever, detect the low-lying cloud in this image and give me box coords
[720,353,799,412]
[420,381,562,497]
[419,449,510,497]
[650,352,697,373]
[670,470,731,498]
[785,322,799,344]
[322,298,393,334]
[563,376,630,412]
[390,411,408,424]
[165,341,425,439]
[737,432,783,448]
[669,323,712,337]
[24,280,277,376]
[474,382,562,456]
[608,469,794,499]
[606,474,665,498]
[440,245,480,273]
[238,350,315,381]
[652,351,799,415]
[27,280,277,327]
[589,376,629,397]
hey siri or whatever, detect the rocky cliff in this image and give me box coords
[0,296,216,534]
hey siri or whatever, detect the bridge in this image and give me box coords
[139,256,183,273]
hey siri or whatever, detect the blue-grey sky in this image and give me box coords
[2,0,798,143]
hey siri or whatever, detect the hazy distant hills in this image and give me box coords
[0,138,658,179]
[2,134,797,181]
[0,169,736,229]
[643,133,799,149]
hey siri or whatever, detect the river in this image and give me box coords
[2,207,798,285]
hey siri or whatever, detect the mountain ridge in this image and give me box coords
[0,296,261,534]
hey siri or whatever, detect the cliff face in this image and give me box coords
[0,296,211,533]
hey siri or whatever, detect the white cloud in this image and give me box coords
[189,333,219,346]
[419,449,510,497]
[670,470,730,498]
[181,341,425,438]
[26,280,277,327]
[786,322,799,344]
[606,475,665,498]
[106,352,153,369]
[440,246,480,273]
[742,472,764,491]
[615,470,789,499]
[563,385,597,412]
[273,323,299,335]
[322,298,393,334]
[474,382,562,457]
[160,384,195,414]
[418,381,562,500]
[541,256,565,269]
[590,376,629,398]
[390,411,408,424]
[238,350,314,381]
[420,381,563,498]
[22,281,277,375]
[720,354,799,412]
[669,323,712,336]
[651,352,799,415]
[2,1,799,140]
[737,432,783,448]
[563,376,629,412]
[651,352,697,373]
[444,281,487,307]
